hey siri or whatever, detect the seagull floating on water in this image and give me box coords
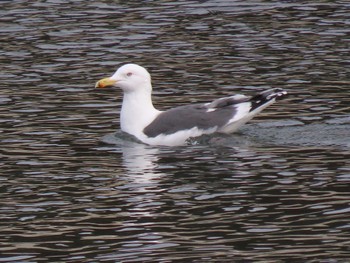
[95,64,287,146]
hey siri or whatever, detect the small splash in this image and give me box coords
[186,132,257,148]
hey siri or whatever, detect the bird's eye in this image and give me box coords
[126,72,133,77]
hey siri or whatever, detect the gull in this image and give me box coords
[95,64,287,146]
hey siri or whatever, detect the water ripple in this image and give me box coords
[1,0,349,262]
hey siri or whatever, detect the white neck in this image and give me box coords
[120,87,160,137]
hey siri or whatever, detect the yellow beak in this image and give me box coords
[95,77,117,88]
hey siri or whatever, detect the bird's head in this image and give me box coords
[95,64,152,93]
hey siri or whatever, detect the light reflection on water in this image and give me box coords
[1,0,350,262]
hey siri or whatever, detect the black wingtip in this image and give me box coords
[250,88,288,111]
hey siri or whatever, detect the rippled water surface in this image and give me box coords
[1,0,350,262]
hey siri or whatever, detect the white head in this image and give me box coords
[95,64,152,93]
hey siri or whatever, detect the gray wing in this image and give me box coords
[143,95,249,138]
[142,88,287,138]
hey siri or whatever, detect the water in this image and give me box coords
[1,0,349,262]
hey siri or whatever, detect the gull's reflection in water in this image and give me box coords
[121,141,162,185]
[102,131,164,185]
[101,132,165,218]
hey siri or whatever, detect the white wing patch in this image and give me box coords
[228,102,252,124]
